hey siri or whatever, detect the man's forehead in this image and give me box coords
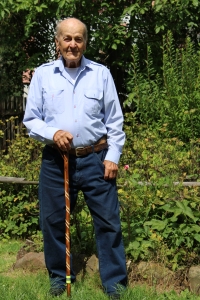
[61,30,84,37]
[60,27,85,37]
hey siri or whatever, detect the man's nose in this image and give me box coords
[69,39,76,47]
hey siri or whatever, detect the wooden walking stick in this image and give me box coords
[63,151,71,297]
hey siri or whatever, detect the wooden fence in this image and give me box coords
[0,95,26,150]
[1,176,200,188]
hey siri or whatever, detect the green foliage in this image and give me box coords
[71,191,95,255]
[0,124,43,240]
[0,188,39,240]
[0,128,43,180]
[1,0,200,101]
[125,32,200,141]
[153,0,200,36]
[118,121,200,269]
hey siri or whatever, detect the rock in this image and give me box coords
[14,252,46,271]
[86,254,99,274]
[188,266,200,295]
[13,251,98,276]
[16,239,42,260]
[137,261,174,285]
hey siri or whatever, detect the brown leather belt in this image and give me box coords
[49,135,108,157]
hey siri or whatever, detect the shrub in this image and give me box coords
[124,31,200,142]
[118,120,200,269]
[0,127,43,240]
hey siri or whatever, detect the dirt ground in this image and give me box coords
[127,261,190,294]
[13,240,193,295]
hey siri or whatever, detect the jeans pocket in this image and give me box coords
[42,146,59,165]
[94,148,108,167]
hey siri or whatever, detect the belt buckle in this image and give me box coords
[75,147,84,157]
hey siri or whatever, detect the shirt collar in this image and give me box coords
[54,55,92,73]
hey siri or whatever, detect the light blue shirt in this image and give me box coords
[23,56,125,164]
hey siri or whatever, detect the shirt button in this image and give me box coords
[73,90,75,94]
[75,120,77,122]
[74,105,76,108]
[76,134,79,137]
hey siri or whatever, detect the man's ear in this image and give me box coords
[55,38,59,47]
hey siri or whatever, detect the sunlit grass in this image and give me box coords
[0,240,22,273]
[0,240,199,300]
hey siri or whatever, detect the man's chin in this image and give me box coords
[64,57,82,68]
[66,53,79,58]
[65,55,80,61]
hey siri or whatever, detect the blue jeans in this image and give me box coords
[39,145,127,295]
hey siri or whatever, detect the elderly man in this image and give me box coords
[23,18,127,299]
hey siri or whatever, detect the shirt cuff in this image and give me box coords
[44,126,61,143]
[105,148,121,165]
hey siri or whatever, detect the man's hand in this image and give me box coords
[103,160,118,180]
[53,130,73,151]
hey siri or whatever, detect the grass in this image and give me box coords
[0,240,199,300]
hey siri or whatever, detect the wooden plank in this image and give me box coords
[0,176,25,182]
[0,176,200,187]
[0,96,24,117]
[0,176,38,185]
[174,182,200,186]
[137,181,200,187]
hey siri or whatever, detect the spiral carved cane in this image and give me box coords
[63,151,71,297]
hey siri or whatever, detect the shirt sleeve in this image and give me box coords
[23,68,60,144]
[103,68,126,164]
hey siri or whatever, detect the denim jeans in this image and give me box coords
[39,145,127,294]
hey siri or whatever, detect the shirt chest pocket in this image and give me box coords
[84,89,103,115]
[43,89,65,114]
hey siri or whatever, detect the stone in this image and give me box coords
[137,261,174,285]
[188,265,200,295]
[86,254,99,274]
[14,252,46,271]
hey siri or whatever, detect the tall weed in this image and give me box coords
[125,31,200,141]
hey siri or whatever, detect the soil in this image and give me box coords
[127,262,189,294]
[15,240,192,295]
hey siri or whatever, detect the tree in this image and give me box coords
[0,0,200,104]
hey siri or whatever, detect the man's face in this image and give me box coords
[56,19,86,68]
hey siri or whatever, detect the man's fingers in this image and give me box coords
[103,160,118,180]
[53,130,73,150]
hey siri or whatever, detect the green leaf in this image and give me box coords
[128,241,140,249]
[111,43,117,50]
[144,219,167,231]
[192,0,198,7]
[176,200,198,222]
[155,4,163,12]
[155,26,161,34]
[101,2,109,7]
[194,234,200,242]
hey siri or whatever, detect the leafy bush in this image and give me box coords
[124,32,200,142]
[118,118,200,270]
[0,126,43,240]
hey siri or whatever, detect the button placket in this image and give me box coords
[73,87,79,139]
